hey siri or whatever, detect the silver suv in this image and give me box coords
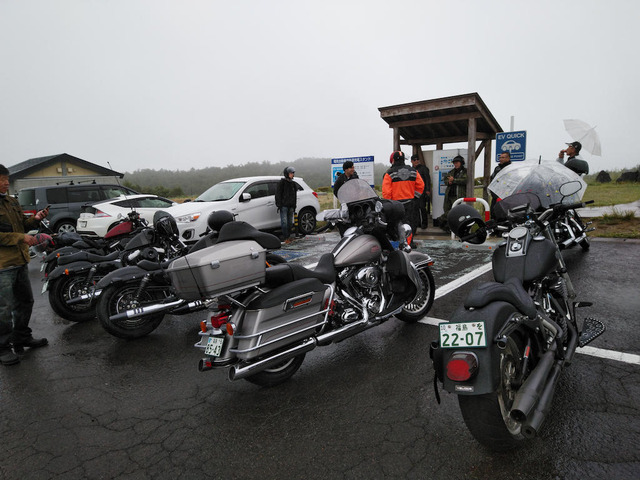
[164,176,321,243]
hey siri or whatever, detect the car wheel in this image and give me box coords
[55,221,77,234]
[297,208,316,235]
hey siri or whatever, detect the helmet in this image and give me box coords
[452,155,465,165]
[153,211,178,237]
[389,151,406,164]
[284,166,295,176]
[447,204,486,244]
[207,210,235,232]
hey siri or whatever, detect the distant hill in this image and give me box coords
[123,157,388,196]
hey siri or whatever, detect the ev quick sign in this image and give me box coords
[496,130,527,161]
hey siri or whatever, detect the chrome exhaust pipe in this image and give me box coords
[228,338,317,381]
[315,311,373,345]
[109,298,185,322]
[66,289,102,305]
[509,344,557,423]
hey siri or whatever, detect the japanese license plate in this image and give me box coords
[204,336,224,357]
[439,322,486,348]
[41,279,49,294]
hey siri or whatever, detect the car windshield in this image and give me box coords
[195,182,245,202]
[336,178,378,204]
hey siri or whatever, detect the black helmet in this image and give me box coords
[447,204,486,244]
[153,211,178,237]
[207,210,235,232]
[452,155,465,166]
[284,166,295,176]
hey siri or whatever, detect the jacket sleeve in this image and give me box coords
[382,173,392,199]
[275,181,282,207]
[414,171,425,198]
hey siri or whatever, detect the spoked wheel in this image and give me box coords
[244,353,306,387]
[96,283,167,339]
[457,333,531,451]
[48,275,97,322]
[396,266,436,323]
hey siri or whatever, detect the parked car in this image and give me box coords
[165,176,320,243]
[76,194,177,237]
[17,183,139,234]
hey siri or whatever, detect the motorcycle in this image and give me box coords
[189,178,436,387]
[93,211,287,339]
[430,181,605,451]
[44,211,186,323]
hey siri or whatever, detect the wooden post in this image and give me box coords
[393,128,400,151]
[483,140,492,201]
[466,117,477,197]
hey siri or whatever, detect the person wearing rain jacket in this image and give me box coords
[275,166,298,244]
[557,141,589,175]
[437,155,468,231]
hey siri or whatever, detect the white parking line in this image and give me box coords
[422,264,640,366]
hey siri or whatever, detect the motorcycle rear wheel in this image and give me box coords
[244,353,306,387]
[48,275,96,322]
[97,283,166,339]
[396,266,435,323]
[457,333,530,451]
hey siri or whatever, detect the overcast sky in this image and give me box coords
[2,0,638,176]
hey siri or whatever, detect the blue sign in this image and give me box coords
[331,156,375,187]
[496,130,526,161]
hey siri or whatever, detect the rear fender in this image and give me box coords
[95,265,156,289]
[47,261,93,281]
[431,301,519,395]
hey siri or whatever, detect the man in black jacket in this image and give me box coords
[333,160,359,196]
[275,166,298,244]
[411,154,431,228]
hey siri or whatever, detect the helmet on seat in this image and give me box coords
[153,211,178,237]
[207,210,235,232]
[447,204,486,244]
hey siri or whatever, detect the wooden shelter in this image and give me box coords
[379,92,503,199]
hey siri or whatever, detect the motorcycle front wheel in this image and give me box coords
[244,353,306,387]
[48,274,96,322]
[96,283,167,339]
[457,332,531,451]
[395,266,435,323]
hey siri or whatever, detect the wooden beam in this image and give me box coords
[399,132,495,145]
[386,112,483,128]
[466,117,477,196]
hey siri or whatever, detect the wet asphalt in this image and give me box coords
[0,232,639,480]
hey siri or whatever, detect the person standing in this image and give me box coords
[557,141,589,175]
[382,151,424,242]
[333,160,359,196]
[490,151,512,218]
[411,154,431,228]
[0,164,49,366]
[438,155,468,231]
[275,166,298,244]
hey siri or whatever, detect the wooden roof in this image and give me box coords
[378,92,503,147]
[8,153,123,179]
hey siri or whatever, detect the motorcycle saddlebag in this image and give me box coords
[167,240,266,301]
[233,278,329,360]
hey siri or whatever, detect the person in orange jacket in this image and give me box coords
[382,151,424,244]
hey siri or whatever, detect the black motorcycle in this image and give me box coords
[430,181,605,451]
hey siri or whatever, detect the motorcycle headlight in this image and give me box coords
[175,212,201,223]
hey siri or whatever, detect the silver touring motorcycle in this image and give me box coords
[181,178,435,386]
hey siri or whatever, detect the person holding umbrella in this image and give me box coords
[557,141,589,175]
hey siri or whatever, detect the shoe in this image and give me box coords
[284,238,293,244]
[0,348,20,366]
[12,337,48,353]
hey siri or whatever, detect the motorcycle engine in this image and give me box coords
[355,266,381,289]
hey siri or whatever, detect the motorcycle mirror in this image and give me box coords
[559,181,582,197]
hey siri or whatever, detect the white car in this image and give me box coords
[77,194,177,237]
[164,176,321,243]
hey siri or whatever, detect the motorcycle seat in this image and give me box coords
[217,221,281,250]
[57,250,120,266]
[264,253,336,288]
[136,259,165,271]
[463,277,537,319]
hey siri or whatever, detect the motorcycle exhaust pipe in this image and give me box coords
[521,363,563,438]
[228,338,317,381]
[109,299,185,322]
[66,289,102,305]
[509,344,557,423]
[169,300,206,315]
[315,316,371,345]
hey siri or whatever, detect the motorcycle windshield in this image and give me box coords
[336,178,379,204]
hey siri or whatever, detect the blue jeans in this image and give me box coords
[0,265,34,348]
[280,206,295,239]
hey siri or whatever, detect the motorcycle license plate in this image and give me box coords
[204,336,224,357]
[41,280,49,294]
[439,322,486,348]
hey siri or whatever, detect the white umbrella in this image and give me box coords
[563,119,602,156]
[489,159,586,208]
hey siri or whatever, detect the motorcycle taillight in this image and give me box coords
[446,352,479,382]
[210,313,230,329]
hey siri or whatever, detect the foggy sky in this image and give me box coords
[2,0,638,175]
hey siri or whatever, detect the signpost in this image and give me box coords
[496,130,527,162]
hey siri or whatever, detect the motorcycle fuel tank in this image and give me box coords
[333,234,382,267]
